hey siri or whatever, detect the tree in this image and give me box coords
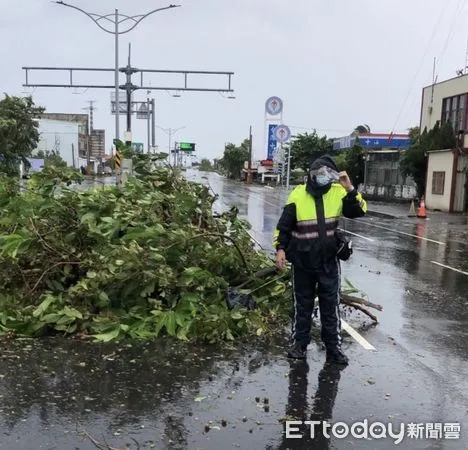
[344,140,365,186]
[352,124,371,136]
[218,139,249,179]
[0,95,45,177]
[288,131,333,172]
[36,149,67,168]
[400,121,456,197]
[199,158,214,172]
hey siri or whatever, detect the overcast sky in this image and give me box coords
[1,0,467,161]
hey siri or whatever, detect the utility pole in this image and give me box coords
[246,125,253,184]
[286,145,292,190]
[82,100,95,132]
[146,94,151,153]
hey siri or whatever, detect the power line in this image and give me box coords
[390,0,450,134]
[436,0,467,69]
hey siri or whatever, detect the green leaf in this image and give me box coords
[231,311,243,320]
[41,313,62,324]
[166,312,177,336]
[33,296,55,318]
[92,327,121,343]
[62,306,83,319]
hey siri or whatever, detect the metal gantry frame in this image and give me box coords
[27,2,236,143]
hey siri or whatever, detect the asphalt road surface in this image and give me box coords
[0,170,467,450]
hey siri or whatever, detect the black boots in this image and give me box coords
[326,347,349,366]
[287,342,307,359]
[287,343,349,365]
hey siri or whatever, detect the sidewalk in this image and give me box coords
[366,201,410,219]
[367,200,468,225]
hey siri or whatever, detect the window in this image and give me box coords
[442,94,467,133]
[432,171,445,195]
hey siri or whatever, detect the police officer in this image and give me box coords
[273,155,367,364]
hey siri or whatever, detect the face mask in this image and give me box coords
[315,174,333,186]
[310,166,339,186]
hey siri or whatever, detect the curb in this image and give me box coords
[367,210,399,220]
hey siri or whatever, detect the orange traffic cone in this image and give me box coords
[417,196,427,219]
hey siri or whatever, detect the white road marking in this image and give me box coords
[349,220,446,245]
[341,319,376,351]
[338,228,374,242]
[430,261,468,276]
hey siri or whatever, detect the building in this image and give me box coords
[40,113,88,157]
[35,119,80,168]
[420,74,468,212]
[333,133,415,201]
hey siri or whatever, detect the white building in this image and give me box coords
[420,75,468,213]
[35,119,80,168]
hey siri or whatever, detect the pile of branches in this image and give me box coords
[0,154,380,343]
[0,155,291,343]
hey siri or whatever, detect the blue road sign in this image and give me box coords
[359,137,411,148]
[267,124,277,159]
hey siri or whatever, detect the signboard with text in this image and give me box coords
[267,124,277,160]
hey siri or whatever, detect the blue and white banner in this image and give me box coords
[267,124,277,160]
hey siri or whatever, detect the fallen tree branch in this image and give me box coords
[341,294,383,311]
[344,302,379,323]
[30,261,80,294]
[167,232,251,273]
[83,431,121,450]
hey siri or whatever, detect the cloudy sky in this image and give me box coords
[1,0,467,161]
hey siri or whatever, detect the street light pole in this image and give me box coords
[114,8,119,141]
[154,125,186,166]
[286,145,292,190]
[54,1,181,141]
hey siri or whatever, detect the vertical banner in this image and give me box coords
[267,124,277,160]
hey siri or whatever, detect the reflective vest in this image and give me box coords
[273,183,367,249]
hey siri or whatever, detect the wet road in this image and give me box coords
[1,170,467,449]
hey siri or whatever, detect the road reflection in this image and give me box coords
[276,360,345,450]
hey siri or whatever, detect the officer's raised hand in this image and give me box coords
[338,171,354,192]
[276,249,287,270]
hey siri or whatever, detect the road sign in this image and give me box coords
[275,124,291,143]
[137,102,149,119]
[265,96,283,115]
[131,142,144,153]
[179,142,195,152]
[267,124,277,160]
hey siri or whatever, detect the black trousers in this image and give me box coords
[291,260,342,350]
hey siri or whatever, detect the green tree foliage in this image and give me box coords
[0,154,291,343]
[400,121,456,197]
[36,150,67,168]
[351,124,371,136]
[344,140,365,186]
[333,142,365,186]
[219,139,249,179]
[0,95,45,177]
[199,158,214,172]
[288,131,333,172]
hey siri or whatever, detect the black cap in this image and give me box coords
[309,154,339,172]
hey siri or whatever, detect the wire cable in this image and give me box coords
[390,1,452,134]
[436,0,467,70]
